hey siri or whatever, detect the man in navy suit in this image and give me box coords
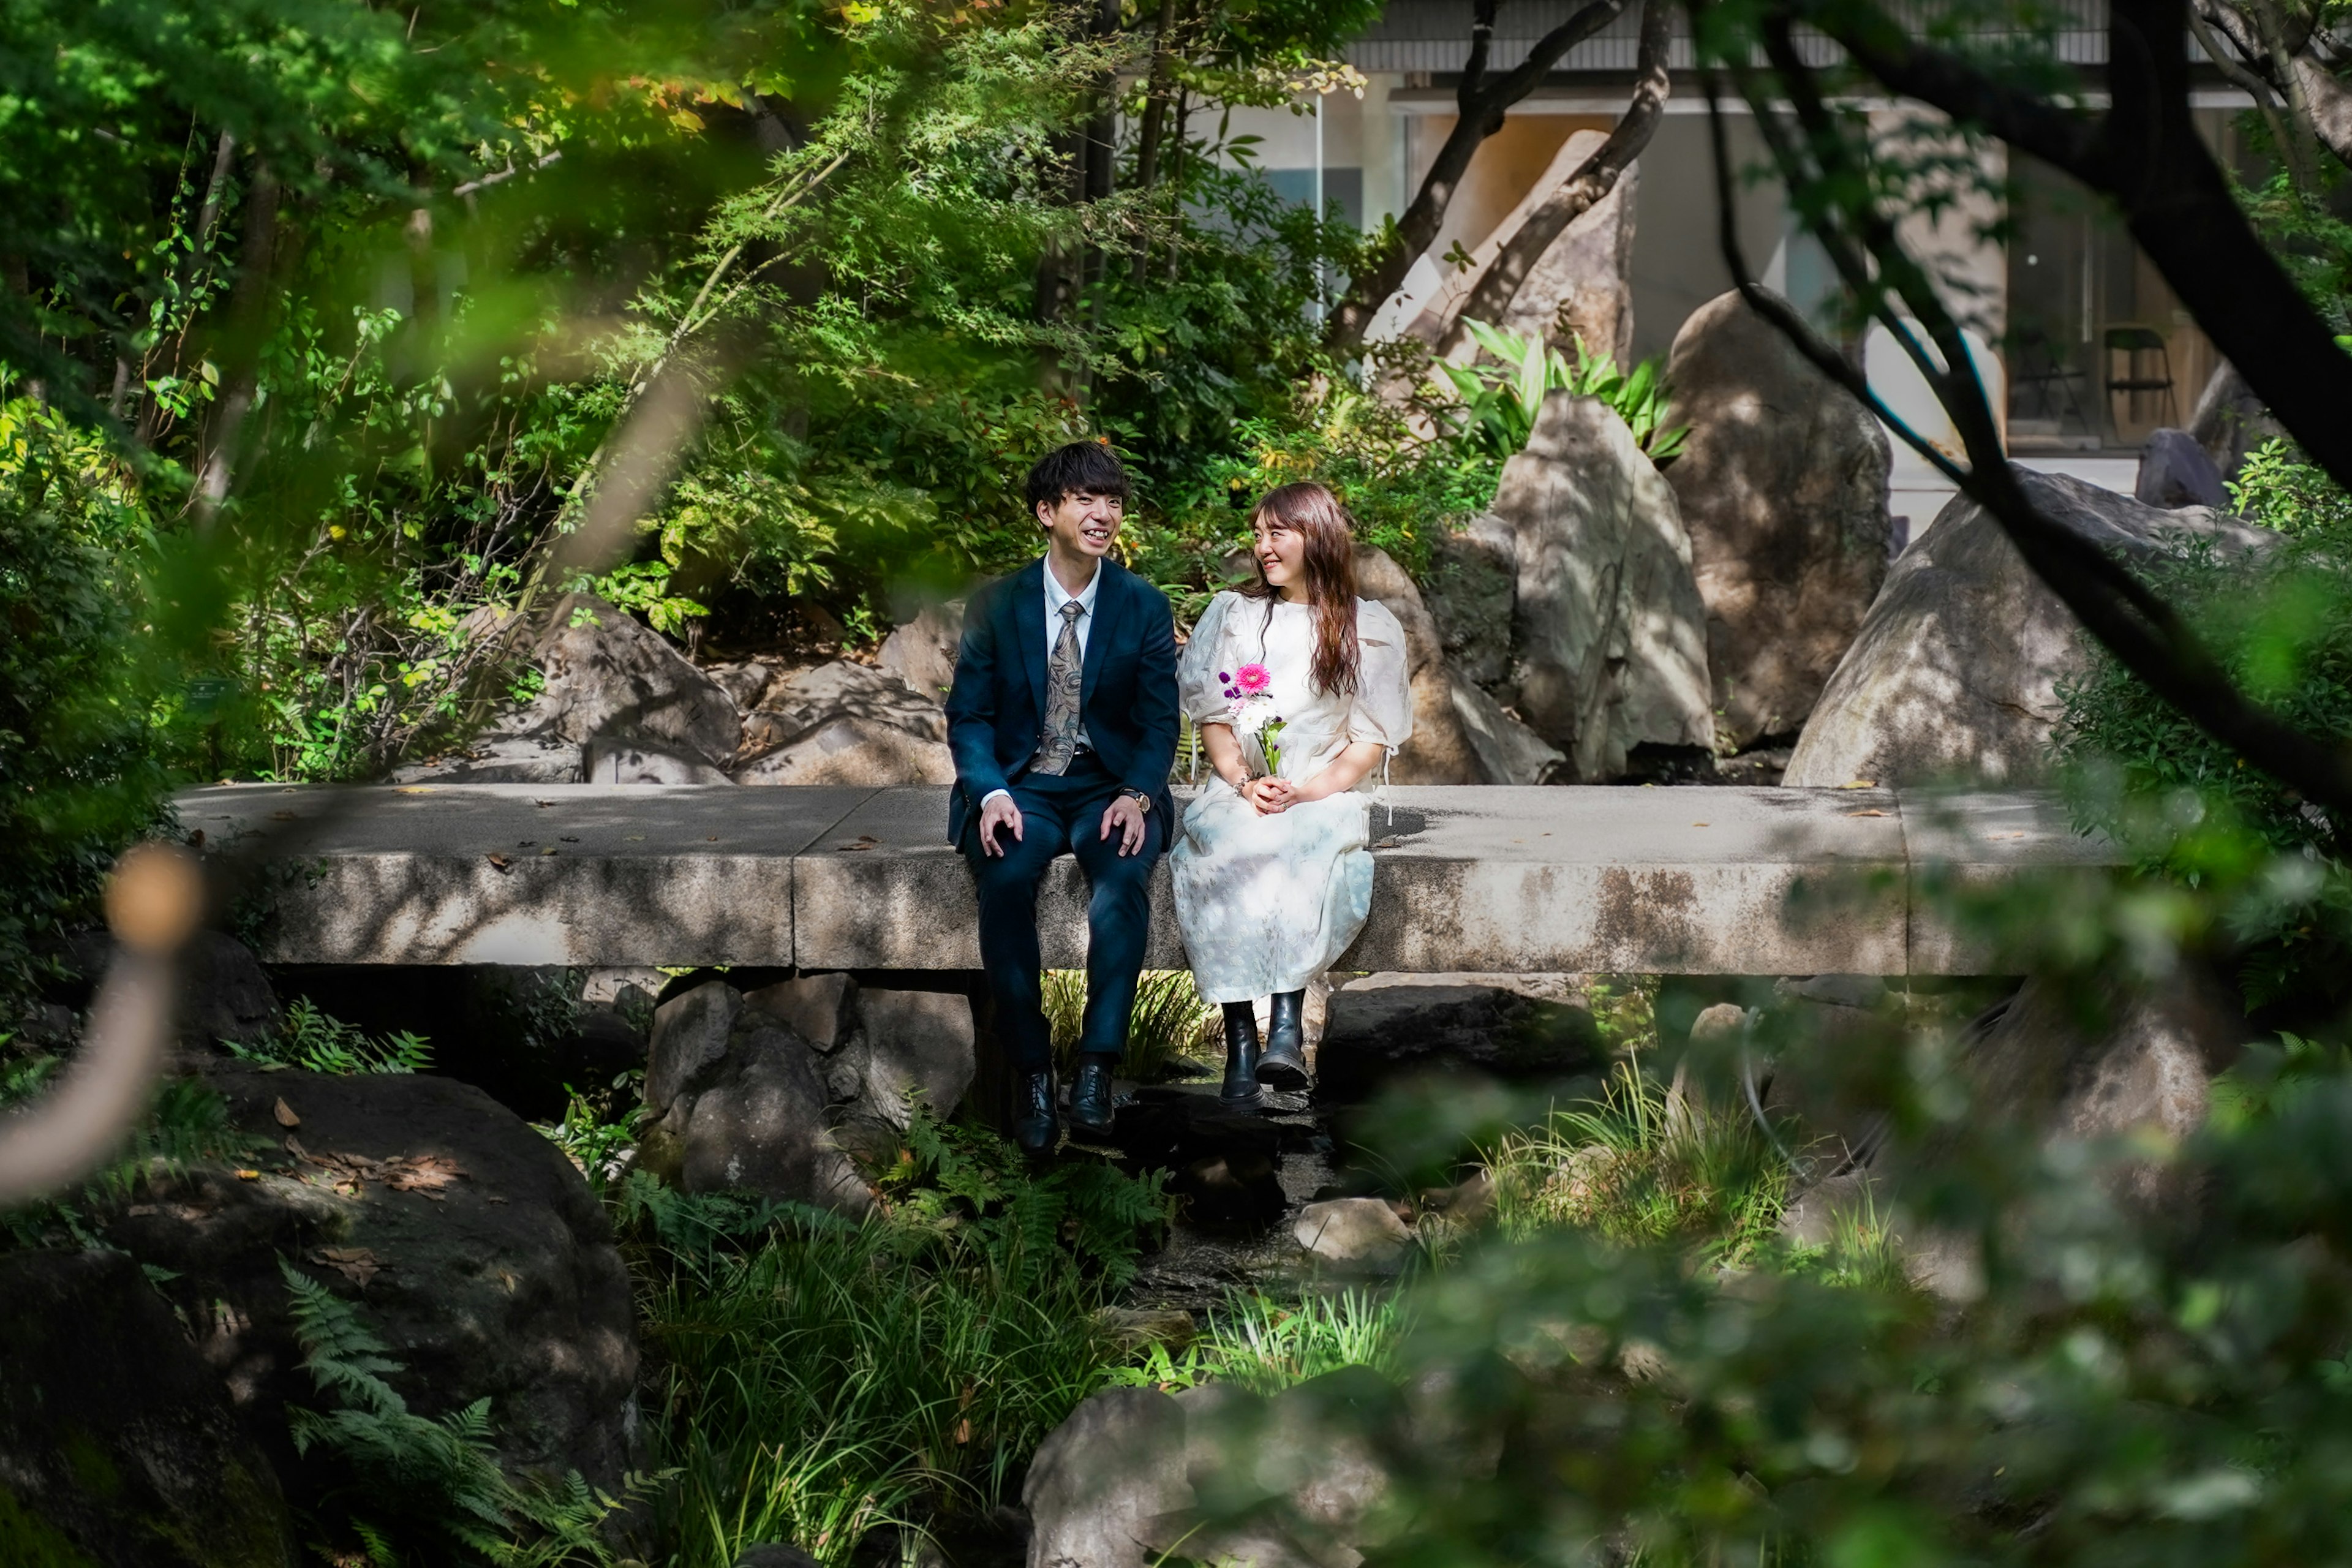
[945,442,1179,1155]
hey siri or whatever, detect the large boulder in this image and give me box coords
[2188,361,2284,480]
[1352,545,1476,785]
[0,1248,299,1568]
[734,662,954,786]
[1319,973,1602,1101]
[581,734,736,785]
[876,601,966,702]
[96,1065,640,1500]
[1663,288,1893,749]
[1422,513,1517,691]
[1027,1371,1422,1568]
[1784,469,2267,788]
[1956,967,2248,1208]
[2135,427,2229,510]
[1493,393,1713,779]
[1023,1387,1193,1568]
[1447,674,1566,786]
[638,976,973,1205]
[175,930,281,1054]
[391,594,739,782]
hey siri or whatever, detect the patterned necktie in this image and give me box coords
[1031,599,1086,775]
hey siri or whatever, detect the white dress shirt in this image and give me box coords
[982,559,1101,807]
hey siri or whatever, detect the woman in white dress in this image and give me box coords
[1171,482,1413,1100]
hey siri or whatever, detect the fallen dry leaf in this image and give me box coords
[235,1169,262,1180]
[837,835,880,852]
[312,1246,386,1287]
[269,810,299,821]
[1845,809,1890,818]
[540,845,557,856]
[1838,780,1878,790]
[272,1097,301,1128]
[384,1155,466,1196]
[1692,822,1710,828]
[1372,837,1401,850]
[486,853,513,872]
[394,786,435,795]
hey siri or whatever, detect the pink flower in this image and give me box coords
[1233,663,1271,694]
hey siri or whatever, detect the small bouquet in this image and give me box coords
[1219,663,1286,778]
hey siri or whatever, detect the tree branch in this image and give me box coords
[1714,11,2352,831]
[1441,0,1672,353]
[1797,0,2352,499]
[1327,0,1630,350]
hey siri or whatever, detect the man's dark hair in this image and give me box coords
[1025,440,1131,519]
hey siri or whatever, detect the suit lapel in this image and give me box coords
[1079,560,1121,715]
[1012,558,1048,716]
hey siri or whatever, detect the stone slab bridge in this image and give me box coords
[178,784,2120,978]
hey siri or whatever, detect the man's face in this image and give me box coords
[1037,488,1125,559]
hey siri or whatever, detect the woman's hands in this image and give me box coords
[1240,776,1295,813]
[1200,723,1386,815]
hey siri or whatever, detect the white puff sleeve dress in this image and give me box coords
[1169,592,1414,1004]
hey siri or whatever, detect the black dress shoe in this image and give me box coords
[1069,1057,1119,1137]
[1012,1069,1059,1155]
[1219,1001,1262,1102]
[1257,989,1310,1089]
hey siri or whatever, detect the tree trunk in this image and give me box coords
[1131,0,1183,282]
[192,167,283,525]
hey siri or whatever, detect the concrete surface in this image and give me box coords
[175,783,2121,974]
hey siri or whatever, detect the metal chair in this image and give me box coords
[2103,324,2177,430]
[2009,325,2092,434]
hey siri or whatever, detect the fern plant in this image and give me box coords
[888,1109,1171,1292]
[278,1259,643,1567]
[227,996,432,1075]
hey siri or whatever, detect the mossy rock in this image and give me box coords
[0,1249,296,1568]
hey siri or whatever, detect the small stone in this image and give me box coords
[1292,1196,1414,1270]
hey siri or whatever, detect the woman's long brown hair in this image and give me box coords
[1238,481,1360,696]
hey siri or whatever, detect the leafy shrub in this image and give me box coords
[0,392,172,1006]
[2054,440,2352,1006]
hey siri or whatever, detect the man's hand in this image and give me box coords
[978,793,1024,857]
[1100,793,1149,856]
[1240,777,1294,815]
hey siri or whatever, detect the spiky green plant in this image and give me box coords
[1486,1055,1790,1266]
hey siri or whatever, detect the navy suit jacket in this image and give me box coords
[944,557,1180,845]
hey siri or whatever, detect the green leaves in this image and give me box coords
[1436,320,1689,464]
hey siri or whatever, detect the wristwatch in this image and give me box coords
[1120,788,1152,813]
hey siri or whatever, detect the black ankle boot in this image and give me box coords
[1012,1068,1059,1155]
[1257,990,1309,1089]
[1068,1057,1118,1137]
[1219,1002,1262,1102]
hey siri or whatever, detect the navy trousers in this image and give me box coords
[960,755,1166,1074]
